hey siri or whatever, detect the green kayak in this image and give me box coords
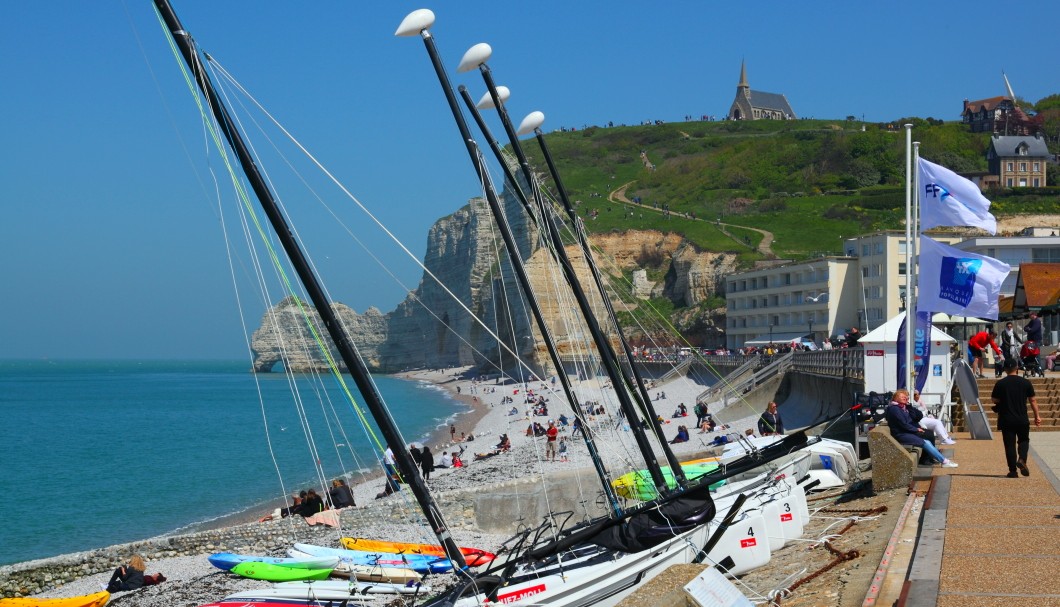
[613,458,725,500]
[230,561,333,582]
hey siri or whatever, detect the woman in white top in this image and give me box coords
[913,390,955,445]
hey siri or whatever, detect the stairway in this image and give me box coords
[952,375,1060,432]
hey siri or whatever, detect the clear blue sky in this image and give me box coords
[2,1,1057,360]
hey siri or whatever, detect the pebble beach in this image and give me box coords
[2,366,821,606]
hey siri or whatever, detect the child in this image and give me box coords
[558,437,569,462]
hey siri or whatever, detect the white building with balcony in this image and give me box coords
[724,257,859,350]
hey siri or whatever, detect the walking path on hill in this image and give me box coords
[608,180,776,257]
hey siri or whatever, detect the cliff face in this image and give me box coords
[251,200,734,373]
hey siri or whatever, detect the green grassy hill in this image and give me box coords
[520,118,1060,264]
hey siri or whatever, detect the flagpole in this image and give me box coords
[912,140,921,389]
[904,124,914,391]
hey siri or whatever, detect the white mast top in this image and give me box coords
[394,9,434,36]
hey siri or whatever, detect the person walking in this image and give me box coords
[545,420,559,461]
[420,445,434,481]
[1023,311,1043,345]
[991,360,1041,477]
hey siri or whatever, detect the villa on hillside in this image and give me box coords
[962,95,1041,135]
[987,134,1050,188]
[726,61,796,121]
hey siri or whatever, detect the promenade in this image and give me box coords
[899,430,1060,606]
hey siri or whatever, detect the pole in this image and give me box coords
[904,124,914,391]
[468,64,676,492]
[155,0,468,568]
[397,15,623,513]
[912,141,921,388]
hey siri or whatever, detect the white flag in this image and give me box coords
[917,236,1009,319]
[918,157,997,234]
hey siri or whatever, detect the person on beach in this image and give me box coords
[545,420,559,461]
[439,451,453,468]
[757,401,784,436]
[420,445,434,480]
[669,425,689,444]
[105,554,146,592]
[885,389,958,468]
[450,424,456,441]
[991,360,1041,477]
[409,444,422,465]
[301,489,325,516]
[558,437,569,462]
[328,479,355,509]
[259,491,305,521]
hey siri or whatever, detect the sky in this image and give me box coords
[2,1,1057,360]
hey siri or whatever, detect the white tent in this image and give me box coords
[859,312,955,410]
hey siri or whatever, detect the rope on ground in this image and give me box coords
[766,505,887,605]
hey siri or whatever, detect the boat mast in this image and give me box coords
[395,10,623,514]
[153,0,468,569]
[464,54,686,487]
[523,115,688,485]
[454,68,673,493]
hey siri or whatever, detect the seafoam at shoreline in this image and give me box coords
[8,365,762,604]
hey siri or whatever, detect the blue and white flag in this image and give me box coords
[917,236,1009,319]
[918,158,997,234]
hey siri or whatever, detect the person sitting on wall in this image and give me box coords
[885,388,957,469]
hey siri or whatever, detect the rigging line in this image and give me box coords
[172,25,393,504]
[208,59,557,405]
[203,62,393,466]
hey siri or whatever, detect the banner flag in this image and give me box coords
[917,236,1009,319]
[918,158,997,234]
[897,310,933,392]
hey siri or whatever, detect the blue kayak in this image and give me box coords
[292,543,453,574]
[207,552,340,571]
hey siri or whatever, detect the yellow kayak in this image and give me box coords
[0,591,109,607]
[340,537,495,567]
[330,562,422,584]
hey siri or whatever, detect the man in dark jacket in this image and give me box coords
[991,360,1041,477]
[329,478,355,509]
[1023,312,1043,345]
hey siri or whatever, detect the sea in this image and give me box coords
[0,360,468,566]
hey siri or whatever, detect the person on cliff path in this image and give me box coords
[991,360,1041,478]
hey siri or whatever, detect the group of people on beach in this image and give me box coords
[258,478,355,522]
[104,554,165,593]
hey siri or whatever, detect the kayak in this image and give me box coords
[612,457,724,500]
[208,552,339,571]
[229,562,333,582]
[199,599,362,607]
[288,549,421,584]
[227,579,431,599]
[0,592,109,607]
[292,543,451,574]
[339,537,495,566]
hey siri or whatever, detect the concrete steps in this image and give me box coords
[953,375,1060,432]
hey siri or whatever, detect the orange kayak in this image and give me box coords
[0,592,109,607]
[340,537,495,567]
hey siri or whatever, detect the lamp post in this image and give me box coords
[769,318,776,345]
[808,320,814,346]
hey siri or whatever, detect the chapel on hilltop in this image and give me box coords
[727,61,797,121]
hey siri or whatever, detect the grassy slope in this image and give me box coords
[519,118,1059,264]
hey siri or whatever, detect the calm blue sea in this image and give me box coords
[0,360,467,566]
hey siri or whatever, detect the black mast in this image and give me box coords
[456,75,674,493]
[396,11,622,514]
[153,0,468,569]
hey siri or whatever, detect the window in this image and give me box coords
[898,262,907,275]
[862,266,869,278]
[1007,178,1014,187]
[1020,178,1027,187]
[862,244,870,256]
[1034,178,1041,187]
[1007,161,1014,171]
[1033,162,1041,172]
[1020,162,1027,172]
[898,239,907,254]
[874,242,884,254]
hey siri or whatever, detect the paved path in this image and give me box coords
[607,181,776,257]
[899,431,1060,606]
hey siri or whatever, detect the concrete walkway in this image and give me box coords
[901,431,1060,606]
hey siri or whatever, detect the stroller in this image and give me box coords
[1020,341,1046,378]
